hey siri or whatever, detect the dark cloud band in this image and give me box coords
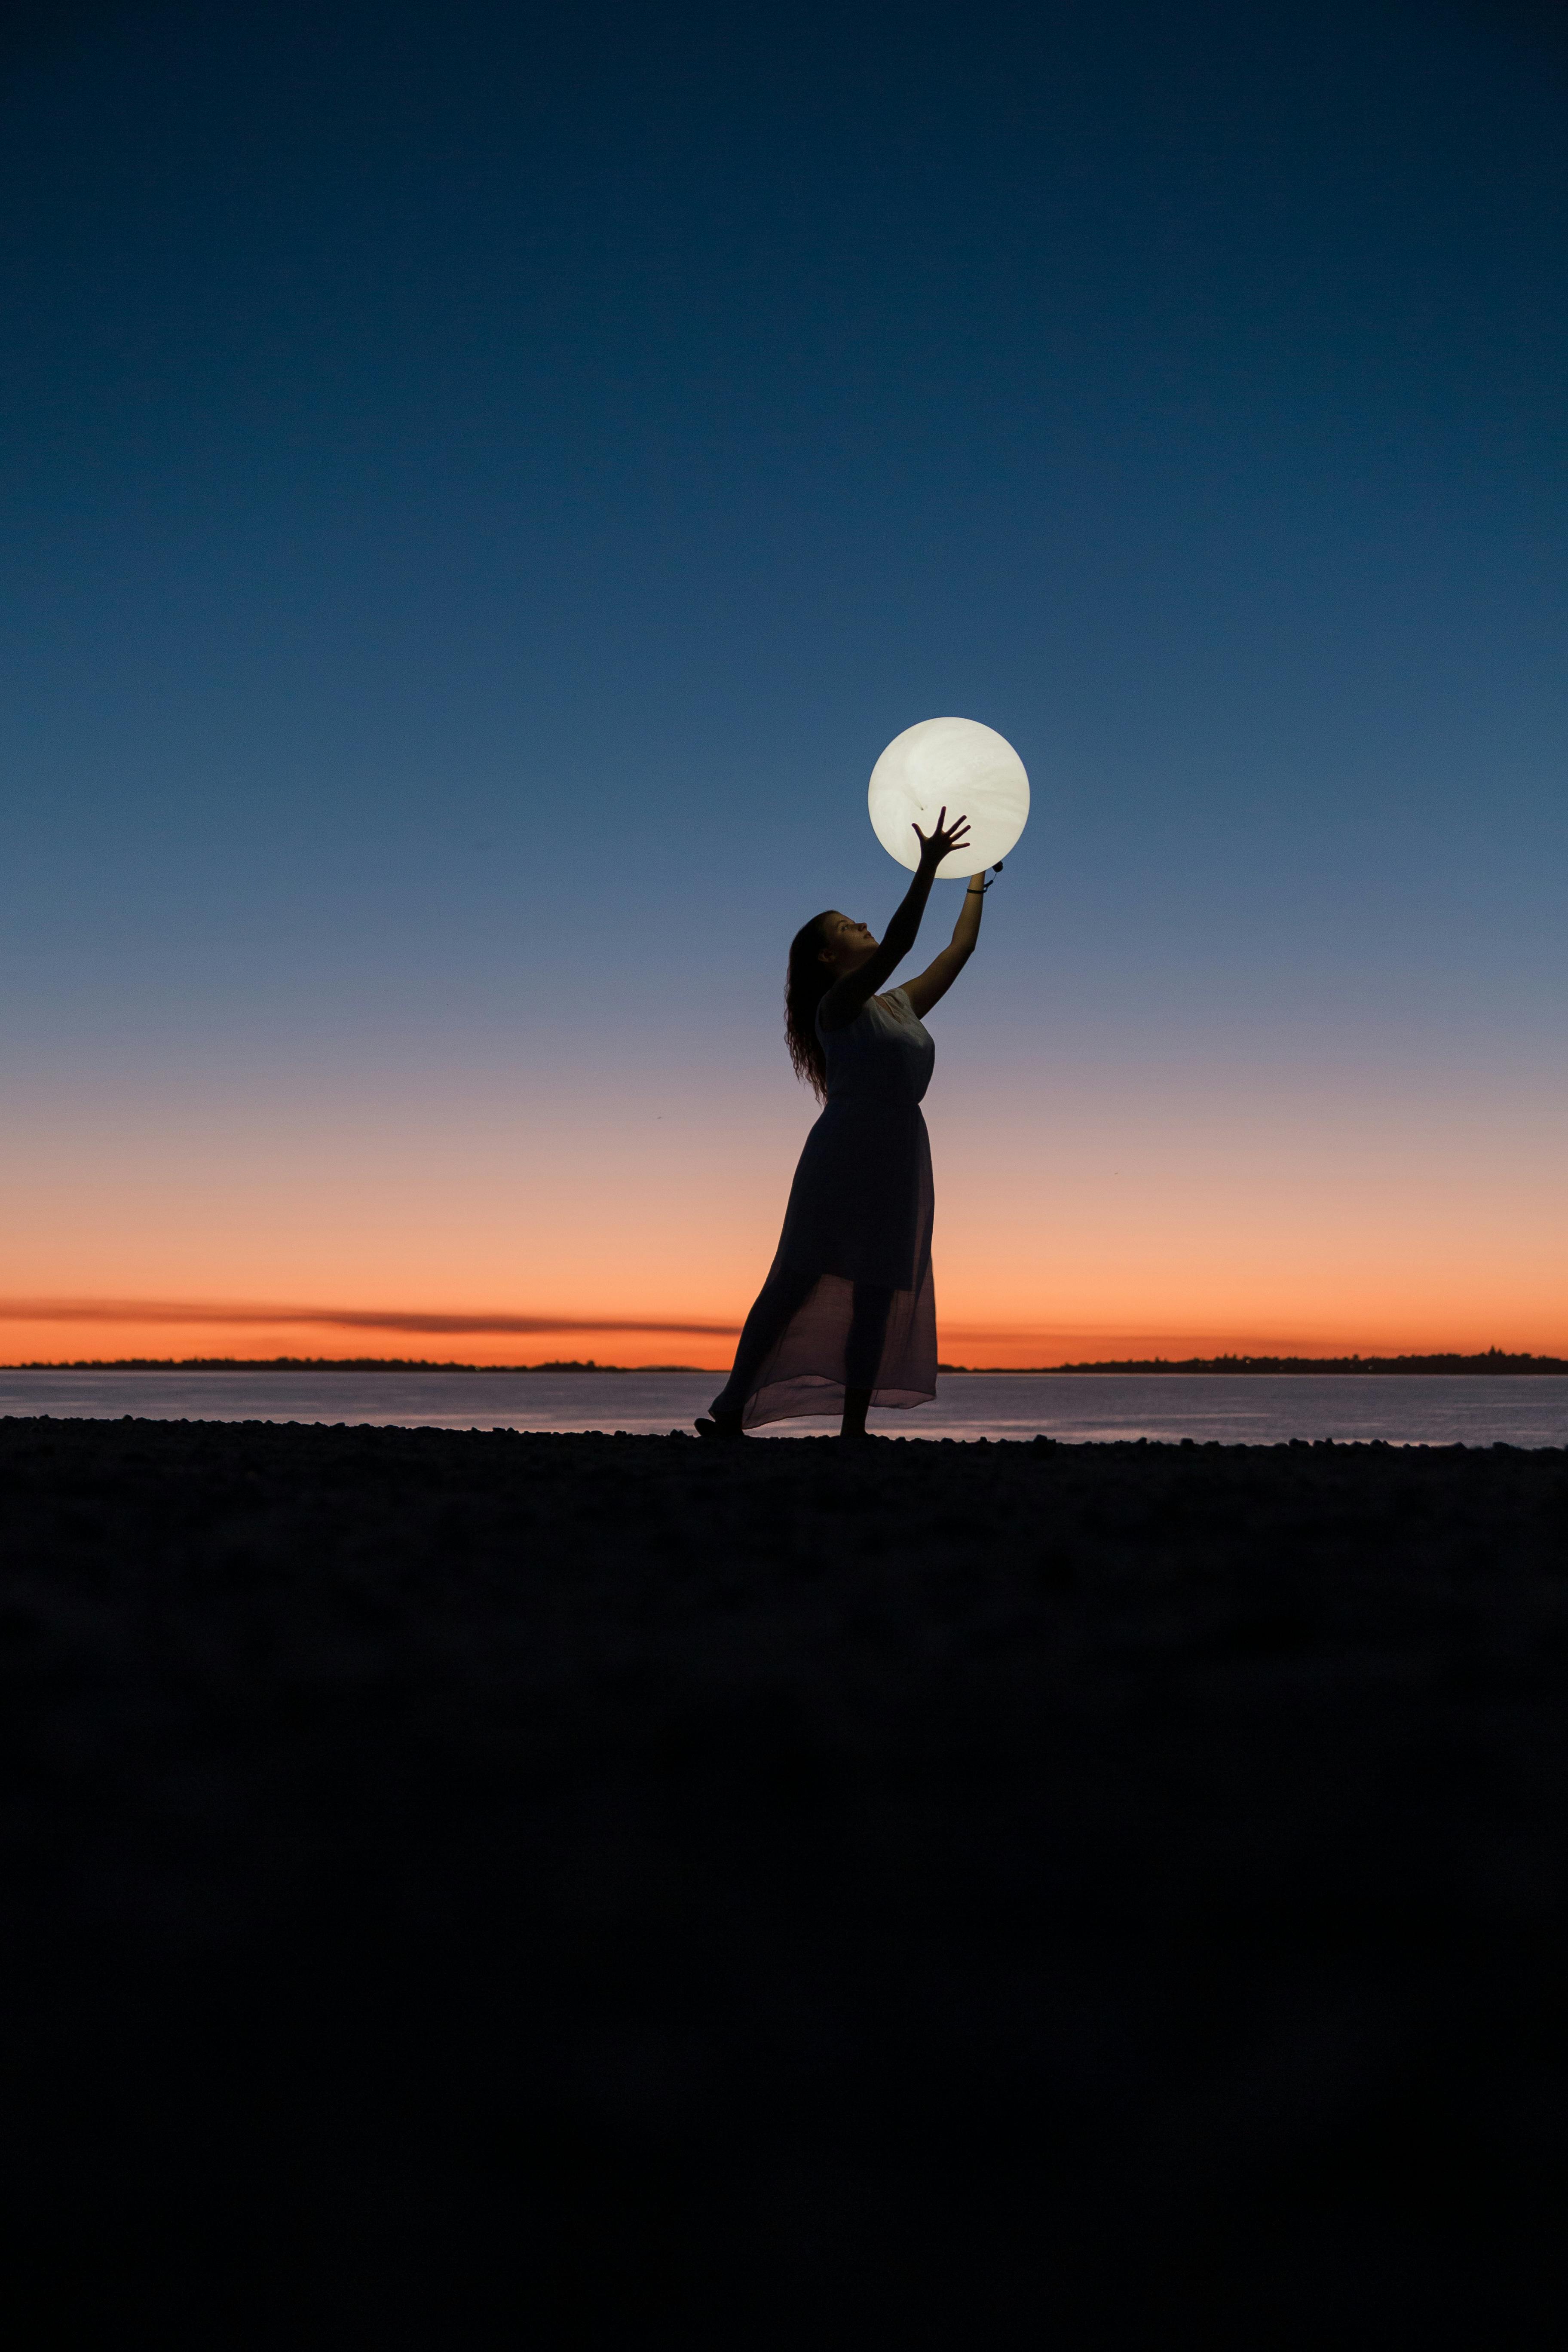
[0,1300,741,1338]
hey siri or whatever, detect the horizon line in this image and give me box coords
[6,1348,1565,1377]
[2,1300,1564,1362]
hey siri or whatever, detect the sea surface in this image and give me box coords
[3,1368,1567,1446]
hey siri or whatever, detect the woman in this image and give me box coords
[699,806,995,1440]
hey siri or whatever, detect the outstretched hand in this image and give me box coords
[912,806,972,872]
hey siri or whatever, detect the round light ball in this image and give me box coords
[867,715,1029,879]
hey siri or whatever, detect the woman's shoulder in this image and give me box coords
[818,984,913,1035]
[818,988,877,1034]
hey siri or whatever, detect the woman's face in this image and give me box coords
[819,911,877,972]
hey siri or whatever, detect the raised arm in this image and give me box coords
[902,861,999,1020]
[819,809,972,1031]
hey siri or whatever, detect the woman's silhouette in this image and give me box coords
[699,807,995,1440]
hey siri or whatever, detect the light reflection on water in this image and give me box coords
[2,1369,1566,1447]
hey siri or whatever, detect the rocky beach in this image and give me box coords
[4,1415,1567,2341]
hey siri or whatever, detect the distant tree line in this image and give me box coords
[7,1357,712,1374]
[937,1350,1568,1376]
[17,1352,1563,1378]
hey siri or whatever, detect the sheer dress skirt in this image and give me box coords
[738,1096,937,1429]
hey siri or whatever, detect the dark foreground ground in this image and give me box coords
[4,1418,1568,2344]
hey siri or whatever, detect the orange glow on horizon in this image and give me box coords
[6,1046,1568,1375]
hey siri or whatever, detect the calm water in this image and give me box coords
[3,1368,1566,1446]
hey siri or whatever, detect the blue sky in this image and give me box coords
[3,0,1565,1356]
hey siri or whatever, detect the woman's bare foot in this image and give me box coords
[839,1386,873,1441]
[695,1410,744,1441]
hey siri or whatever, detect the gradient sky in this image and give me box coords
[3,0,1565,1366]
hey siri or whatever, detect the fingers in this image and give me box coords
[914,808,973,860]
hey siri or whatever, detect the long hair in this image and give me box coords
[784,911,837,1100]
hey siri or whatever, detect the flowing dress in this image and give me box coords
[735,986,937,1428]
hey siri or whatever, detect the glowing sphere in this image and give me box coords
[867,716,1029,879]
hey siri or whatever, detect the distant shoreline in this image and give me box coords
[6,1352,1567,1377]
[1,1357,717,1375]
[937,1353,1568,1377]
